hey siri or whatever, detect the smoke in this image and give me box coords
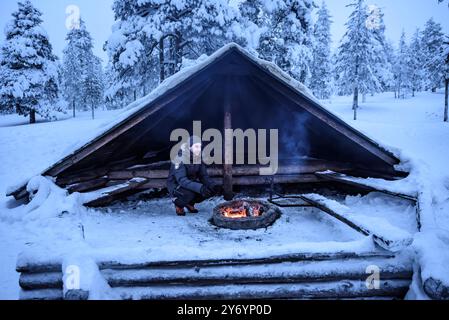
[279,111,311,161]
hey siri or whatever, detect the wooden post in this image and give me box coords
[353,86,358,121]
[159,38,165,83]
[444,78,448,123]
[223,77,234,201]
[30,109,36,124]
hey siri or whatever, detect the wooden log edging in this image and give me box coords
[96,251,396,270]
[112,280,412,300]
[315,171,422,232]
[102,257,413,288]
[423,277,449,300]
[299,194,414,252]
[17,249,413,300]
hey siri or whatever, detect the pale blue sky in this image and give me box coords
[0,0,448,65]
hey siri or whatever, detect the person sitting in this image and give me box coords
[167,136,220,216]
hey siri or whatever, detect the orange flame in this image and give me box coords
[220,202,263,219]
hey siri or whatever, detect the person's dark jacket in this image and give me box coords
[167,159,215,196]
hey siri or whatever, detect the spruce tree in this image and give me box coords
[0,0,63,124]
[261,0,315,84]
[408,29,426,96]
[368,5,393,97]
[62,19,104,119]
[421,18,445,92]
[310,1,333,99]
[105,0,238,105]
[334,0,381,120]
[393,32,412,99]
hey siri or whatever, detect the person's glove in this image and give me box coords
[200,185,214,198]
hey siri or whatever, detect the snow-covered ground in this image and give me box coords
[0,91,448,300]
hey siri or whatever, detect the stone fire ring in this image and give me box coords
[212,199,282,230]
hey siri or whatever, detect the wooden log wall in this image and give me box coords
[17,251,412,300]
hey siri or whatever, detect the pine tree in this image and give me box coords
[62,19,104,119]
[334,0,382,120]
[421,18,445,92]
[310,1,333,99]
[393,32,412,99]
[0,0,63,124]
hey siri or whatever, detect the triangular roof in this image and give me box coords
[8,43,402,199]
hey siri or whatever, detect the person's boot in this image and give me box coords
[186,204,199,214]
[175,205,186,216]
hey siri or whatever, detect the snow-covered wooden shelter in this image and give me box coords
[13,44,435,301]
[8,43,407,206]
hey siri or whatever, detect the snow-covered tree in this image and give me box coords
[104,0,157,105]
[334,0,382,120]
[309,1,333,99]
[105,0,238,106]
[421,18,446,92]
[407,29,426,96]
[0,0,63,124]
[367,5,393,96]
[260,0,316,84]
[62,19,104,118]
[393,32,412,99]
[237,0,275,54]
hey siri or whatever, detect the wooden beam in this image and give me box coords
[132,174,320,191]
[16,251,394,274]
[223,76,234,201]
[102,259,411,288]
[315,171,416,201]
[299,194,413,252]
[108,161,355,180]
[67,178,109,194]
[56,156,141,187]
[109,280,410,300]
[97,251,394,270]
[83,178,149,207]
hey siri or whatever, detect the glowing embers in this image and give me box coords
[212,200,282,230]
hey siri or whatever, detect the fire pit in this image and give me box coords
[212,199,282,230]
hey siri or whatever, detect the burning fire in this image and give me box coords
[220,201,264,219]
